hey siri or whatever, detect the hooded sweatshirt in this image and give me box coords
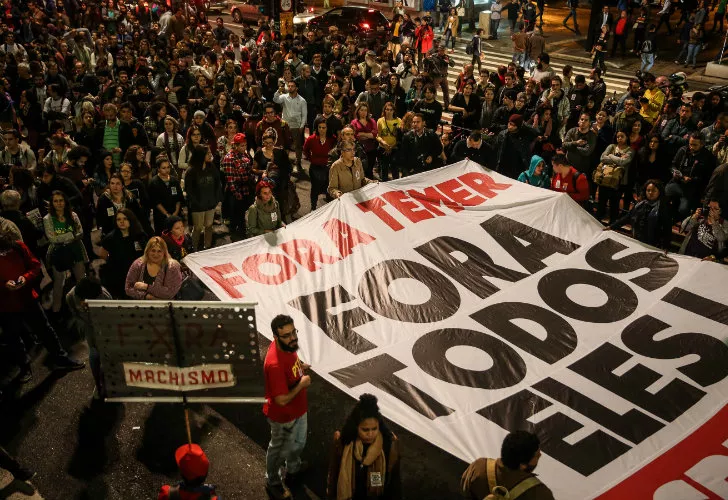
[518,155,551,188]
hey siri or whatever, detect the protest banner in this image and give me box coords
[184,160,728,499]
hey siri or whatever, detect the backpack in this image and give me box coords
[484,459,542,500]
[168,484,214,500]
[466,39,474,55]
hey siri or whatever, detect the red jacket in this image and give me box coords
[415,25,434,54]
[303,134,336,167]
[551,167,590,203]
[0,241,41,313]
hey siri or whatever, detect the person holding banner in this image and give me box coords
[246,181,284,238]
[328,141,375,200]
[460,431,554,500]
[125,236,183,300]
[264,314,311,500]
[326,393,401,500]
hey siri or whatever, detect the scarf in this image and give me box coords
[256,198,279,214]
[337,431,386,500]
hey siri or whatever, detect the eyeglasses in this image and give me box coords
[277,328,298,340]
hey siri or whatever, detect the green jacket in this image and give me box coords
[246,199,283,237]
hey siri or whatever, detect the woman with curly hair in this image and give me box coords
[327,394,401,499]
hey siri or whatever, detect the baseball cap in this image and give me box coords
[233,133,246,144]
[175,444,209,481]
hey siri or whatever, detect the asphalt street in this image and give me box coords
[0,174,467,500]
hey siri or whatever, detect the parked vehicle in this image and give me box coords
[307,6,390,40]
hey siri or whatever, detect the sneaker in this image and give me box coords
[266,483,292,499]
[53,356,86,371]
[12,467,36,482]
[18,365,32,384]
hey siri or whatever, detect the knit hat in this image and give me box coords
[175,444,209,481]
[233,133,246,144]
[508,114,524,127]
[194,110,206,119]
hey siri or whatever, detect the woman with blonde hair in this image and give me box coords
[124,236,184,300]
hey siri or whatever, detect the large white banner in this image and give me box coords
[185,161,728,499]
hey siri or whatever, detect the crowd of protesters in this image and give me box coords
[0,0,726,496]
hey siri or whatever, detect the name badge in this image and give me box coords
[555,179,561,189]
[355,170,360,179]
[270,212,278,222]
[171,187,177,195]
[134,241,142,251]
[369,472,383,487]
[107,207,115,216]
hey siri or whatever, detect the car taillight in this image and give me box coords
[360,22,370,29]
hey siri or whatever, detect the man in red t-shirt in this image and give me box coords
[550,153,590,206]
[264,314,311,500]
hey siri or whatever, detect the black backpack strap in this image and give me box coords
[168,485,181,500]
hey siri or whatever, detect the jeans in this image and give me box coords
[490,18,500,38]
[378,149,399,181]
[290,127,305,167]
[563,8,579,31]
[641,53,655,72]
[512,51,526,67]
[444,28,456,49]
[0,302,68,368]
[266,412,307,486]
[676,42,689,62]
[52,261,86,312]
[686,43,700,66]
[309,164,329,210]
[191,208,215,250]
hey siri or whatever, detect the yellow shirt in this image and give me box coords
[640,87,665,124]
[377,117,402,148]
[393,21,401,37]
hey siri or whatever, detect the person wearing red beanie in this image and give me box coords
[157,444,218,500]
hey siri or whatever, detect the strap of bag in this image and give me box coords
[168,485,181,500]
[486,458,498,494]
[509,476,542,499]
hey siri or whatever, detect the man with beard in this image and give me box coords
[616,79,643,113]
[255,102,291,150]
[461,431,554,500]
[263,314,311,500]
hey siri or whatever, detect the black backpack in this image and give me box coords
[168,484,214,500]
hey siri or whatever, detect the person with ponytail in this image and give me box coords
[327,394,401,500]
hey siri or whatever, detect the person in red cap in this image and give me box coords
[221,132,255,240]
[157,443,218,500]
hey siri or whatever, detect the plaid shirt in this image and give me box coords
[221,149,253,197]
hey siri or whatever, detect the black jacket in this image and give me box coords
[400,129,444,174]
